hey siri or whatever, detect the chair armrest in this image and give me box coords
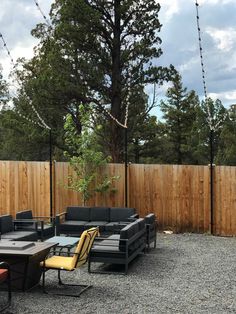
[56,212,67,217]
[13,219,39,231]
[55,212,66,222]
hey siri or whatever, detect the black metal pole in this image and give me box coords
[124,127,128,207]
[49,129,53,219]
[210,128,214,234]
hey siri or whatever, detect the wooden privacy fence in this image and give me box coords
[0,161,235,236]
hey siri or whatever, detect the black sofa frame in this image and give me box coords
[88,219,146,275]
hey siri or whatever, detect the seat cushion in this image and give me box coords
[0,269,8,283]
[66,206,90,221]
[90,207,110,222]
[1,231,38,241]
[110,208,135,222]
[40,256,74,271]
[104,222,119,232]
[59,220,87,233]
[85,221,107,232]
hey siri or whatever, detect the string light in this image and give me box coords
[1,1,129,131]
[33,0,51,27]
[0,33,14,66]
[0,32,51,130]
[195,1,212,128]
[195,1,227,131]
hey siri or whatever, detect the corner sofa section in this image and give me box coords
[55,206,138,236]
[88,218,146,274]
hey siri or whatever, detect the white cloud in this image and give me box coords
[208,91,236,106]
[206,27,236,51]
[158,0,180,23]
[198,0,235,4]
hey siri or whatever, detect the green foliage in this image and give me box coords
[21,0,175,162]
[191,98,227,165]
[0,68,9,109]
[159,73,199,164]
[64,105,119,204]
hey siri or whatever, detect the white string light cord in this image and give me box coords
[34,0,52,27]
[0,32,51,130]
[195,0,227,131]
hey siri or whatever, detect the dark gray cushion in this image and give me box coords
[110,207,135,222]
[60,220,87,233]
[90,207,110,221]
[0,215,13,234]
[104,222,120,232]
[1,231,38,241]
[66,206,90,221]
[15,210,34,228]
[136,218,145,231]
[85,221,107,232]
[119,223,136,252]
[16,210,33,220]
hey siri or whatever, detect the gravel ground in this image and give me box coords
[2,233,236,314]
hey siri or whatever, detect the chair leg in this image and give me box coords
[42,269,92,297]
[0,268,11,313]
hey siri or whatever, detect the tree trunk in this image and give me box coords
[110,0,123,162]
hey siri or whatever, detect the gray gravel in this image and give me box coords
[2,233,236,314]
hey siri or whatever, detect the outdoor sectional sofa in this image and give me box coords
[88,218,146,274]
[55,206,138,236]
[0,215,38,241]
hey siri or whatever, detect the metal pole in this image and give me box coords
[49,129,53,219]
[124,127,128,207]
[210,128,214,234]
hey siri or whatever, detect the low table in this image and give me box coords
[45,236,80,255]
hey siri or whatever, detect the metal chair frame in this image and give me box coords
[0,261,11,313]
[41,227,99,297]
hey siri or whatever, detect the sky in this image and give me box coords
[0,0,236,113]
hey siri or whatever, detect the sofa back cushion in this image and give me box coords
[119,222,137,252]
[90,207,110,221]
[110,207,135,222]
[136,218,145,231]
[15,210,34,228]
[66,206,90,221]
[0,215,13,234]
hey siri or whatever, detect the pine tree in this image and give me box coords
[159,73,199,164]
[15,0,174,162]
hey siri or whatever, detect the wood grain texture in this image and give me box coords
[0,161,235,236]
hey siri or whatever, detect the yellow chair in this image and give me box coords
[40,227,99,297]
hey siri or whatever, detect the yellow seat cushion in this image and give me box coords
[40,256,75,271]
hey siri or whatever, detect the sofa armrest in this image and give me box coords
[55,212,66,235]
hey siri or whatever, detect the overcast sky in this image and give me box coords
[0,0,236,111]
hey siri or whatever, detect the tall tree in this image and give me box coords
[215,117,236,165]
[159,73,199,164]
[16,0,174,162]
[191,98,227,165]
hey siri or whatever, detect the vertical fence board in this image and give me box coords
[0,161,236,236]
